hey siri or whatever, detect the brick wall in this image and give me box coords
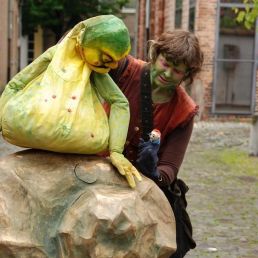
[0,0,8,91]
[9,0,20,78]
[0,0,20,91]
[137,0,146,59]
[137,0,166,60]
[164,0,175,31]
[149,0,165,39]
[182,0,189,30]
[195,0,217,119]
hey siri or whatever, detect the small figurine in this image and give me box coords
[136,129,161,179]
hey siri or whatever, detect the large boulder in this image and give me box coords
[0,150,176,258]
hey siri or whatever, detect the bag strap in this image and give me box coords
[140,65,153,141]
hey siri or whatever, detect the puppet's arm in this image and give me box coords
[0,45,57,131]
[93,73,142,188]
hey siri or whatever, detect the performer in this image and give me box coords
[98,30,204,257]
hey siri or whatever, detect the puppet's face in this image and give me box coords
[81,15,131,73]
[149,130,161,142]
[82,46,128,74]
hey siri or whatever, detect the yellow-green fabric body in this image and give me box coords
[0,15,130,154]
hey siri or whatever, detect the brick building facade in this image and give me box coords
[135,0,258,120]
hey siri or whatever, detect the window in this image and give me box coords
[213,1,257,114]
[175,0,182,28]
[189,0,196,31]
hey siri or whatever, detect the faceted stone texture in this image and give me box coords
[0,150,176,258]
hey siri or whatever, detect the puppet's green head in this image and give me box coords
[80,15,131,73]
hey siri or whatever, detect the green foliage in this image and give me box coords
[22,0,129,41]
[233,0,258,29]
[220,15,239,29]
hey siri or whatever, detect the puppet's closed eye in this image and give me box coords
[102,54,113,63]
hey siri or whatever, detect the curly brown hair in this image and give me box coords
[148,30,204,84]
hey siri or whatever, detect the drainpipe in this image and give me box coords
[134,0,139,57]
[145,0,150,59]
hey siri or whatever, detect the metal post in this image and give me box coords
[145,0,150,59]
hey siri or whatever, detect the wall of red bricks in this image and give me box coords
[137,0,146,59]
[164,0,175,31]
[195,0,217,119]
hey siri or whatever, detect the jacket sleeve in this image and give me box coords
[155,118,194,186]
[92,73,129,154]
[0,45,57,131]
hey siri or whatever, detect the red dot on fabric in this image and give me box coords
[52,95,56,99]
[67,108,72,113]
[72,96,76,100]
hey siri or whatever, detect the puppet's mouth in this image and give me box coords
[96,63,118,69]
[87,63,111,74]
[88,61,118,73]
[94,65,107,68]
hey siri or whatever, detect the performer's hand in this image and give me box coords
[136,140,160,179]
[110,152,142,188]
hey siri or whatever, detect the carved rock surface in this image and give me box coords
[0,150,176,258]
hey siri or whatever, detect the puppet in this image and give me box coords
[136,129,161,179]
[0,15,141,188]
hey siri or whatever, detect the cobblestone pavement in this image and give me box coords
[1,122,258,258]
[181,122,258,258]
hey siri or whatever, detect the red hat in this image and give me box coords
[152,129,161,137]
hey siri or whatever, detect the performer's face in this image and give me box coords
[83,46,127,74]
[151,54,188,89]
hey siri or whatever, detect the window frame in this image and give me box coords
[188,0,196,31]
[212,0,258,115]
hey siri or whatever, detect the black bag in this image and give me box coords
[162,179,196,258]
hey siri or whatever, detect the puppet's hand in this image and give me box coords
[110,152,142,188]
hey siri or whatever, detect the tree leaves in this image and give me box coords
[233,0,258,30]
[22,0,130,41]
